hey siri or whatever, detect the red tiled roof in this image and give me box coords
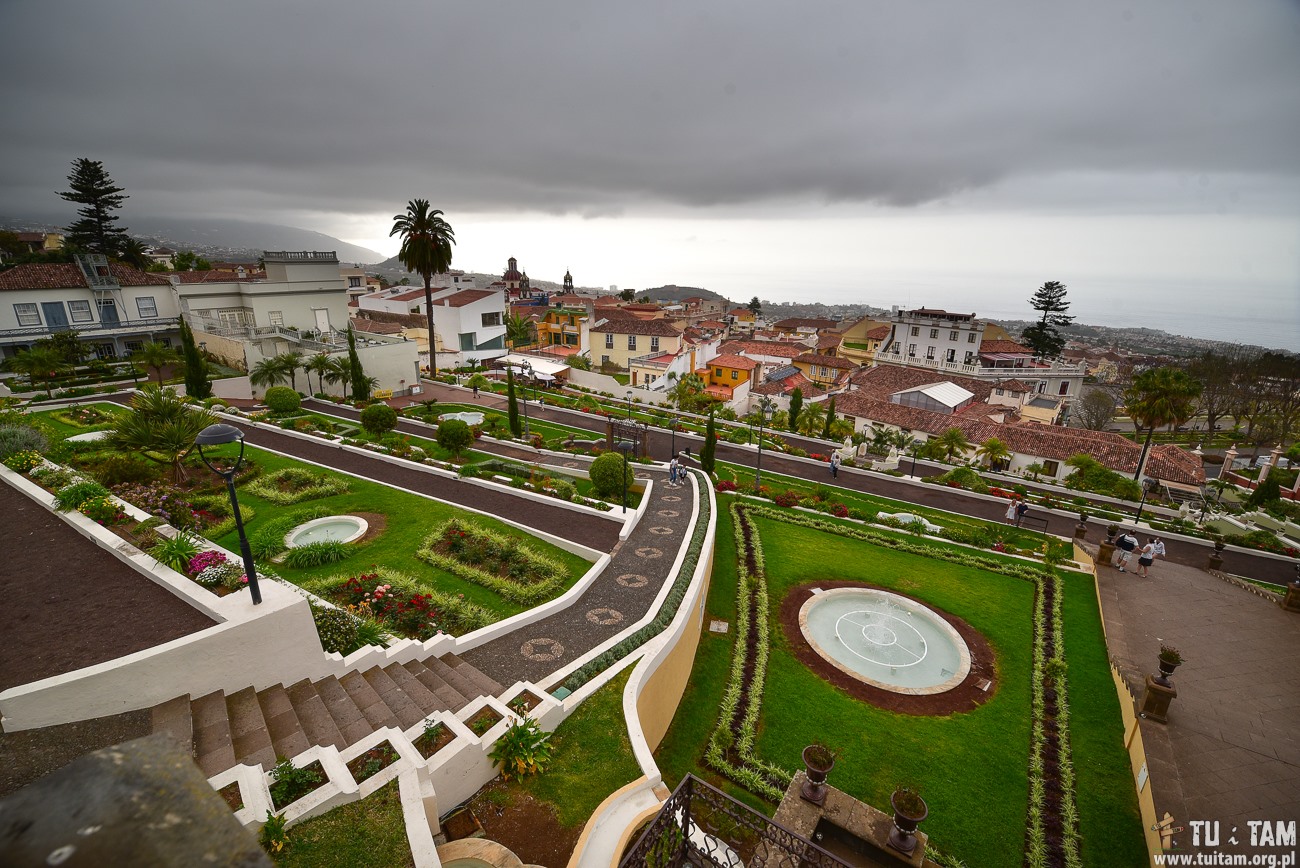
[353,318,403,335]
[848,365,994,403]
[170,268,267,283]
[794,352,857,370]
[718,339,803,359]
[436,289,497,308]
[386,288,430,302]
[750,370,826,399]
[773,317,838,330]
[864,325,892,341]
[994,379,1035,393]
[591,318,682,337]
[708,354,759,370]
[816,334,842,350]
[0,262,170,291]
[728,308,752,317]
[979,339,1034,355]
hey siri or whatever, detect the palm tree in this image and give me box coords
[250,356,290,391]
[3,346,69,398]
[1124,367,1202,480]
[976,436,1012,470]
[324,356,353,396]
[279,351,305,392]
[306,353,333,396]
[932,427,973,463]
[118,238,153,271]
[797,400,827,437]
[132,341,180,386]
[105,386,217,482]
[505,312,535,348]
[390,199,455,375]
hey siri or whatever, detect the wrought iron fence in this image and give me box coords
[619,775,852,868]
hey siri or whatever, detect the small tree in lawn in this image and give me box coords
[700,407,717,475]
[134,341,179,386]
[788,387,803,432]
[506,368,522,437]
[346,326,370,402]
[178,319,211,399]
[589,451,633,498]
[360,403,397,437]
[437,418,473,459]
[822,395,836,439]
[467,373,489,394]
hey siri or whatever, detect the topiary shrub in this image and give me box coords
[263,386,301,415]
[360,402,397,436]
[436,418,473,458]
[588,451,633,498]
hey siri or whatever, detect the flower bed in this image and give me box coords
[414,720,457,759]
[467,707,503,736]
[416,519,566,605]
[305,567,498,640]
[345,741,401,783]
[269,758,328,811]
[245,467,350,505]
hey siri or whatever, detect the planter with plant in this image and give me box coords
[414,719,457,759]
[888,786,929,855]
[267,757,327,811]
[345,740,401,784]
[488,716,555,780]
[467,707,503,737]
[1156,645,1183,686]
[800,743,836,806]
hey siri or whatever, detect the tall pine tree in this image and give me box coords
[822,395,836,439]
[506,368,522,437]
[1020,280,1073,359]
[700,406,717,475]
[59,158,130,255]
[788,387,804,432]
[178,319,211,399]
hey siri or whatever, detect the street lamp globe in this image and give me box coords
[196,423,262,605]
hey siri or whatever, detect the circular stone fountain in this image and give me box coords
[799,588,970,695]
[284,515,368,548]
[438,411,485,426]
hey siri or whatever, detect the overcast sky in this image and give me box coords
[2,0,1298,344]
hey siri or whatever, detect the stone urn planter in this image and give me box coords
[1074,512,1089,540]
[888,787,928,856]
[1098,524,1119,567]
[800,744,836,806]
[1208,538,1226,571]
[1156,645,1183,687]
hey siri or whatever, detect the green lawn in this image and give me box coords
[276,779,413,868]
[656,500,1142,866]
[413,401,594,443]
[28,402,125,438]
[211,447,594,619]
[715,459,1074,559]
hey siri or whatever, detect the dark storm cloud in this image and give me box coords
[2,0,1298,220]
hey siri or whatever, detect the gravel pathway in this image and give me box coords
[0,481,217,693]
[460,470,696,685]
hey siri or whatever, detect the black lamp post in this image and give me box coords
[626,389,635,420]
[615,439,634,513]
[196,423,262,605]
[755,400,774,488]
[1134,476,1160,525]
[909,441,919,478]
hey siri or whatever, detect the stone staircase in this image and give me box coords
[152,653,505,778]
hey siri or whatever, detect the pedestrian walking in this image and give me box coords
[472,383,480,398]
[830,453,840,478]
[1005,499,1018,525]
[1015,500,1029,527]
[669,455,680,486]
[1137,538,1157,577]
[1113,529,1138,572]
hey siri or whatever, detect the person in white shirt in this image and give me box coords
[1113,530,1139,571]
[1137,539,1156,577]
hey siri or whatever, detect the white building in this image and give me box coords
[175,251,351,339]
[0,255,181,360]
[357,284,507,368]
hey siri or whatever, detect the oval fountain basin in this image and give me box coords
[799,587,970,695]
[285,515,368,547]
[439,411,485,426]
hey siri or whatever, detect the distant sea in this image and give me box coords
[761,272,1300,354]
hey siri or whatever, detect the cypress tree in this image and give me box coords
[507,368,522,437]
[788,387,803,432]
[178,319,211,399]
[347,326,369,402]
[59,158,130,255]
[700,406,717,475]
[822,395,836,439]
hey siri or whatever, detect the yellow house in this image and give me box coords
[536,307,588,352]
[704,354,759,388]
[837,318,892,364]
[590,316,683,372]
[728,307,755,325]
[793,352,857,387]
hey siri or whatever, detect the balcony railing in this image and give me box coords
[879,351,1086,379]
[0,317,180,341]
[619,775,852,868]
[262,250,338,262]
[630,352,674,370]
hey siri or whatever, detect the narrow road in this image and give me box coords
[408,382,1297,583]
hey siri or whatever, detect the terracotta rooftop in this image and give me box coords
[864,324,892,341]
[353,318,403,335]
[849,365,994,403]
[994,379,1036,393]
[795,352,857,370]
[816,334,843,350]
[698,319,728,329]
[718,339,803,359]
[0,262,170,291]
[708,354,760,370]
[979,339,1035,355]
[170,269,267,284]
[590,317,682,337]
[773,317,838,330]
[750,370,825,398]
[435,289,497,308]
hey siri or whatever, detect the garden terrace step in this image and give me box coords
[340,670,403,731]
[383,663,442,714]
[257,684,311,762]
[285,679,348,751]
[443,653,506,697]
[227,686,276,770]
[360,666,426,729]
[313,675,374,746]
[150,694,193,751]
[402,659,468,711]
[425,655,491,702]
[191,691,236,778]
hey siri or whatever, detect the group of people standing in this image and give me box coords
[1112,530,1167,577]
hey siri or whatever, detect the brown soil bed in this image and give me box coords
[353,511,387,543]
[347,742,400,783]
[779,581,998,716]
[467,708,503,736]
[270,759,328,810]
[0,480,218,692]
[218,781,245,812]
[414,724,457,759]
[468,780,583,867]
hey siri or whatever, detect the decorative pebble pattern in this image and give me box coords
[616,573,649,588]
[657,510,680,518]
[586,608,624,625]
[635,547,664,559]
[520,638,565,662]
